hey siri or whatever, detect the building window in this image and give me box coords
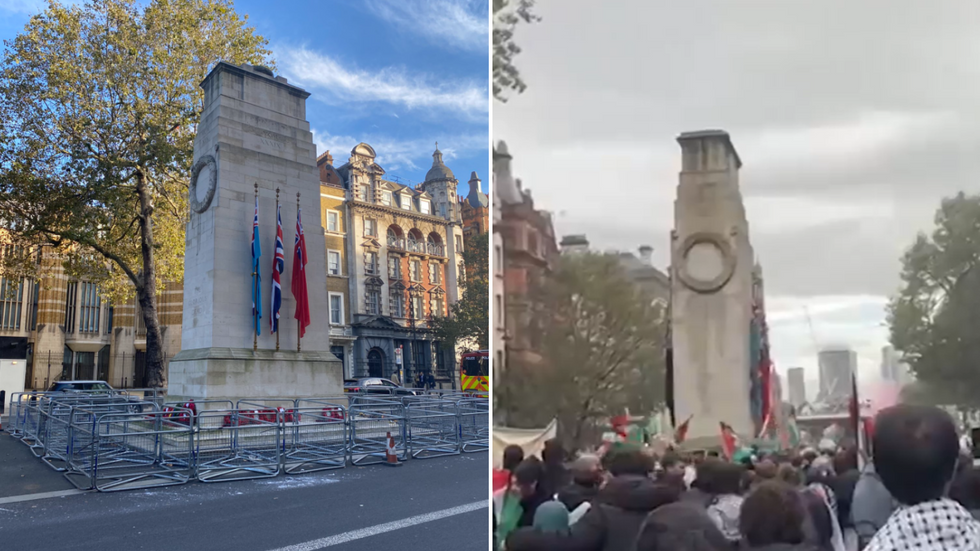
[458,262,465,285]
[400,195,411,210]
[64,281,77,334]
[327,250,341,275]
[420,200,430,214]
[329,293,344,325]
[366,289,381,315]
[431,295,444,317]
[428,263,441,285]
[410,295,424,319]
[456,239,463,253]
[410,260,422,282]
[79,282,101,333]
[0,276,23,331]
[388,256,401,279]
[105,304,114,334]
[390,291,405,317]
[365,252,379,275]
[495,246,502,274]
[382,191,392,206]
[364,218,376,237]
[326,211,340,232]
[495,295,502,327]
[439,204,447,218]
[356,184,369,202]
[29,280,39,331]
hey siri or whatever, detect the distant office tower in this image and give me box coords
[787,367,806,407]
[818,347,857,404]
[881,345,898,383]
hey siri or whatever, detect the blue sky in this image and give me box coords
[0,0,490,192]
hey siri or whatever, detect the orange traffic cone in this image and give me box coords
[384,432,402,467]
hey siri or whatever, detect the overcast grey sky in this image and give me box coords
[495,0,980,397]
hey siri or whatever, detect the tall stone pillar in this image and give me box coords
[670,130,755,440]
[169,62,341,400]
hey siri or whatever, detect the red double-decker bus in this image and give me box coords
[460,350,488,392]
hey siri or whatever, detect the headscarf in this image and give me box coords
[532,501,569,534]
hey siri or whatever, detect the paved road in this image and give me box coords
[0,440,489,551]
[0,429,74,498]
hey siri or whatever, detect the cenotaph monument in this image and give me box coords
[168,62,342,400]
[670,130,755,440]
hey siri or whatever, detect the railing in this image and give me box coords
[5,390,488,492]
[407,239,425,254]
[427,243,445,257]
[387,237,406,251]
[329,326,353,338]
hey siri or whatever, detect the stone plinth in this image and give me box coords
[168,348,342,401]
[170,61,341,399]
[670,130,755,440]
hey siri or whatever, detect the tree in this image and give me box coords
[430,232,489,351]
[0,0,272,387]
[888,192,980,408]
[499,252,667,449]
[493,0,540,102]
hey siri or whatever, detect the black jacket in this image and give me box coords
[825,469,859,528]
[506,475,680,551]
[558,481,600,512]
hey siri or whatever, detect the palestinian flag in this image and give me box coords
[720,422,739,460]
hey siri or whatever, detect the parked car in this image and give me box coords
[47,380,114,392]
[343,378,420,396]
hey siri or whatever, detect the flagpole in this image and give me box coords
[253,182,258,353]
[297,191,302,353]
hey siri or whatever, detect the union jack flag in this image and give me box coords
[270,203,284,333]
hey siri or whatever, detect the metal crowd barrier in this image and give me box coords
[5,390,489,492]
[64,407,194,492]
[457,398,489,453]
[348,396,407,466]
[403,397,460,459]
[195,407,283,483]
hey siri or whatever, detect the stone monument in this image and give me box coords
[168,62,342,400]
[670,130,755,440]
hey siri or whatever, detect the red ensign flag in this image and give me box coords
[292,207,311,337]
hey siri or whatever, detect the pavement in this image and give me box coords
[0,430,489,551]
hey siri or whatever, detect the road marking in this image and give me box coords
[266,500,486,550]
[0,489,85,505]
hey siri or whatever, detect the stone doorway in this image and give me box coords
[367,348,385,378]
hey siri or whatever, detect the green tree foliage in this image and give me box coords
[430,232,489,351]
[500,252,667,449]
[493,0,540,102]
[888,192,980,407]
[0,0,272,387]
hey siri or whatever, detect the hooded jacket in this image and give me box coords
[851,463,898,548]
[506,474,680,551]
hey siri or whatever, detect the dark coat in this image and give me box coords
[634,502,732,551]
[825,469,860,528]
[558,481,600,512]
[506,475,680,551]
[742,544,820,551]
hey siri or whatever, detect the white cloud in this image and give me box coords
[278,46,487,117]
[365,0,488,53]
[310,128,485,175]
[744,111,957,168]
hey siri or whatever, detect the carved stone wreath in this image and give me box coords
[676,231,736,294]
[189,155,217,213]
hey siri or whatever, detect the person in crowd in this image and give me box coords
[414,371,424,389]
[660,451,689,493]
[682,457,722,508]
[505,444,681,551]
[864,404,980,550]
[504,501,572,551]
[781,464,843,551]
[424,371,435,389]
[949,465,980,521]
[851,460,898,548]
[740,480,820,551]
[511,459,552,528]
[703,460,746,544]
[540,439,570,499]
[634,501,732,551]
[754,459,778,488]
[558,454,603,512]
[495,445,526,491]
[826,448,859,532]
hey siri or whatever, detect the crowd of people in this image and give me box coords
[492,404,980,551]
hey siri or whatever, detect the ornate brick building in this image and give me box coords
[0,245,182,390]
[460,171,489,250]
[317,143,468,386]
